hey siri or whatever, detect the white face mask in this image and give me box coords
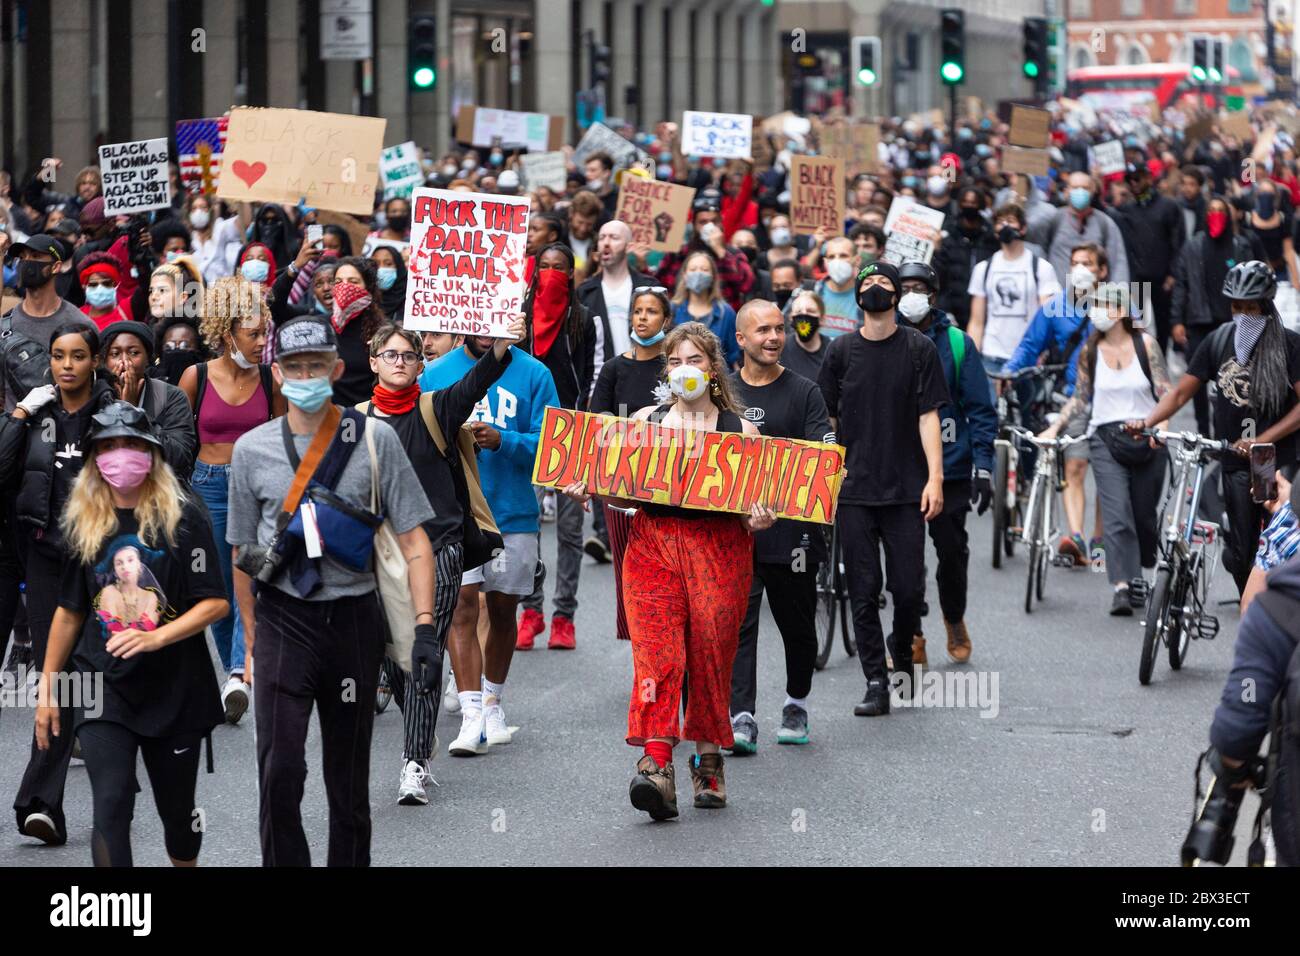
[770,227,792,247]
[1089,308,1117,333]
[825,260,855,285]
[1069,264,1096,291]
[189,209,211,230]
[927,175,948,197]
[898,292,931,322]
[668,364,710,401]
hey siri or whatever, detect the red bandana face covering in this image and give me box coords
[332,280,372,333]
[531,269,571,358]
[372,382,421,415]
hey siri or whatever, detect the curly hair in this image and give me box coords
[659,321,740,413]
[199,275,270,353]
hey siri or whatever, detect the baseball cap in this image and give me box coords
[693,186,723,213]
[7,233,69,262]
[857,259,901,291]
[275,316,338,358]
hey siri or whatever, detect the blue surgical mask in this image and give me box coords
[656,164,673,179]
[241,259,270,283]
[631,328,666,347]
[685,272,712,294]
[376,267,398,290]
[975,144,992,158]
[280,375,334,413]
[85,284,118,309]
[1069,187,1092,211]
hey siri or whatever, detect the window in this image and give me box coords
[1174,0,1197,14]
[1121,0,1142,16]
[1228,0,1252,11]
[1068,0,1091,17]
[1126,42,1149,65]
[1071,44,1096,70]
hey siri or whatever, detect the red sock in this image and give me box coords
[644,741,672,768]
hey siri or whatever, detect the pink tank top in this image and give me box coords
[197,374,269,444]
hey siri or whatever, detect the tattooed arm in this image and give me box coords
[1145,333,1173,398]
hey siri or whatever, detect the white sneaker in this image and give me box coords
[443,670,460,714]
[484,704,512,746]
[398,759,433,806]
[448,709,487,756]
[221,676,250,725]
[541,491,557,523]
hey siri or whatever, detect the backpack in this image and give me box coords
[0,311,53,407]
[1083,328,1158,402]
[980,252,1048,308]
[1246,583,1300,866]
[193,361,275,432]
[943,325,965,410]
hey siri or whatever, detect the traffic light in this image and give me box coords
[1191,36,1208,83]
[852,35,882,87]
[408,15,436,90]
[589,37,612,90]
[1022,17,1047,82]
[1209,38,1225,84]
[940,9,965,85]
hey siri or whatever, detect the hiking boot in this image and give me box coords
[912,635,928,667]
[516,608,545,651]
[629,755,678,821]
[689,753,727,809]
[945,620,972,664]
[853,679,890,717]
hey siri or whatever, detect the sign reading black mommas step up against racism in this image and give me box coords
[98,138,172,216]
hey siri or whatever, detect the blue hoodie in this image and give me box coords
[420,345,559,534]
[1003,290,1091,396]
[917,309,998,479]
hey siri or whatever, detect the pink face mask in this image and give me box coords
[96,448,153,490]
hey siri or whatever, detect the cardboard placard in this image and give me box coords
[1185,114,1215,142]
[403,187,530,337]
[1000,145,1051,178]
[519,151,569,192]
[454,105,564,153]
[314,209,370,260]
[882,196,946,266]
[681,110,753,159]
[790,155,846,236]
[573,122,650,170]
[380,141,424,200]
[614,174,695,252]
[218,107,386,215]
[98,138,172,216]
[531,408,846,524]
[176,117,227,196]
[820,123,879,179]
[1008,105,1051,149]
[1220,111,1254,141]
[1092,140,1125,176]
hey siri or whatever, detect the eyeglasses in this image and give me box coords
[633,285,668,295]
[377,349,421,367]
[162,341,194,351]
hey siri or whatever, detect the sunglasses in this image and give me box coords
[633,285,669,295]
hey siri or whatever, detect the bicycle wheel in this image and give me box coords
[1140,566,1172,686]
[814,535,835,671]
[1036,537,1049,602]
[992,443,1009,569]
[834,531,855,657]
[1167,570,1190,671]
[1024,541,1040,613]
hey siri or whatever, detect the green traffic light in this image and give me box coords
[941,61,963,83]
[1208,67,1223,82]
[1191,65,1207,81]
[413,66,436,88]
[1023,61,1040,78]
[858,67,877,86]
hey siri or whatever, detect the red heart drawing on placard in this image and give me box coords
[231,160,267,188]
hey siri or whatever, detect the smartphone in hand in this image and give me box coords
[1250,442,1278,504]
[306,224,323,246]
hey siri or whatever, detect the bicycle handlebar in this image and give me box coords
[1144,428,1235,455]
[989,363,1068,382]
[1007,424,1089,449]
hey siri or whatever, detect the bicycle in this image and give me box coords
[1007,425,1089,613]
[1137,429,1231,686]
[989,364,1068,570]
[814,521,854,669]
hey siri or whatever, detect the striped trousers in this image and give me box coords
[605,503,635,642]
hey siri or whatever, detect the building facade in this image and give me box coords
[0,0,782,184]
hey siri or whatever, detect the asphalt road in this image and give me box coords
[0,440,1258,867]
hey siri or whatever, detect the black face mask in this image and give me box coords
[773,288,795,310]
[1256,192,1277,218]
[155,349,204,386]
[857,285,896,314]
[387,215,411,233]
[960,206,982,221]
[996,224,1022,245]
[792,312,821,342]
[737,245,758,265]
[16,260,54,289]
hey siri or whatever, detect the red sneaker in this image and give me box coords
[548,614,576,650]
[516,608,545,651]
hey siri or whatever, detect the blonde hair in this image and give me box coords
[671,251,720,306]
[200,275,269,353]
[62,446,185,563]
[660,321,740,413]
[151,262,205,323]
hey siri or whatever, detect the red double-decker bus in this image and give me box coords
[1067,62,1246,112]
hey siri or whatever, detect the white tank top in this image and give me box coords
[1088,344,1156,434]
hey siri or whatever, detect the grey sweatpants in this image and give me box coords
[524,488,582,619]
[1089,434,1167,586]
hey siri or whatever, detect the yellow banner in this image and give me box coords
[531,408,845,524]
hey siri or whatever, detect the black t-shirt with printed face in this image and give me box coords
[1187,325,1300,472]
[818,325,950,505]
[59,496,227,737]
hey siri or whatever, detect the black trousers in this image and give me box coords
[254,586,385,867]
[1145,276,1174,350]
[729,560,818,717]
[1221,468,1265,598]
[924,479,972,625]
[1184,325,1215,437]
[77,720,204,867]
[839,502,926,683]
[12,542,74,841]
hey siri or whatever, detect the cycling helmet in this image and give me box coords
[898,261,940,292]
[1223,260,1277,302]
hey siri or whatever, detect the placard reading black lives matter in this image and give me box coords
[98,138,172,216]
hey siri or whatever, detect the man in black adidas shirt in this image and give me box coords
[818,260,949,717]
[727,300,834,752]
